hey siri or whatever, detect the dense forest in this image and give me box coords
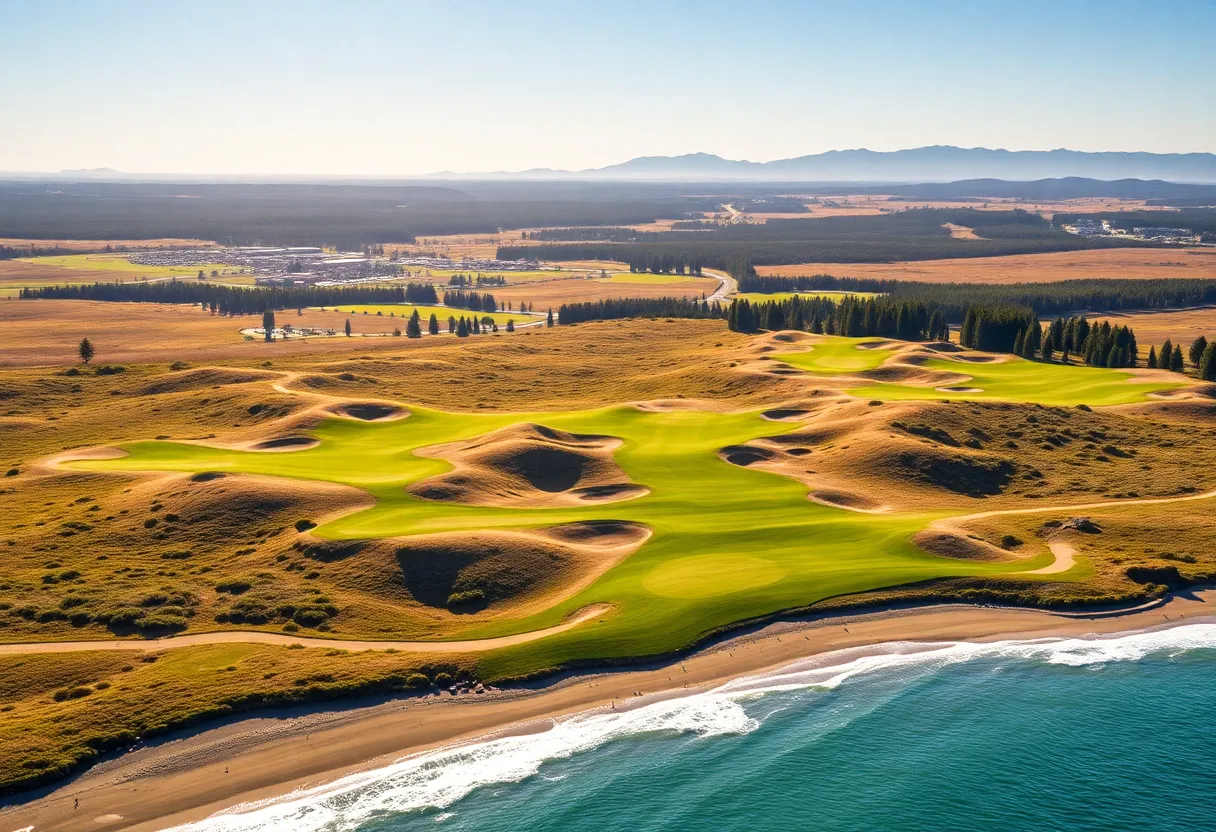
[728,294,947,342]
[20,281,438,315]
[0,182,723,248]
[735,274,1216,319]
[502,209,1154,269]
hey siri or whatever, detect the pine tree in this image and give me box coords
[506,319,515,332]
[406,310,422,338]
[546,308,554,328]
[78,337,95,364]
[1189,336,1208,368]
[344,319,352,337]
[262,309,275,342]
[1160,339,1173,368]
[1199,343,1216,382]
[1013,329,1025,357]
[1040,338,1054,362]
[766,302,783,331]
[428,313,439,336]
[456,318,469,338]
[1147,346,1158,369]
[1021,326,1037,359]
[1171,345,1185,372]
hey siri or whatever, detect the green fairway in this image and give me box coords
[67,403,1048,677]
[776,336,1187,405]
[319,304,529,326]
[847,354,1184,406]
[596,273,708,285]
[737,290,882,303]
[775,337,898,375]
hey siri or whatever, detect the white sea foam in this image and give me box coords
[166,623,1216,832]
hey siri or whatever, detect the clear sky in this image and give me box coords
[1,0,1212,175]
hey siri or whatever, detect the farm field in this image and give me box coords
[755,247,1216,283]
[1083,306,1216,354]
[736,290,882,304]
[19,252,241,277]
[320,304,529,326]
[493,275,720,307]
[595,272,707,285]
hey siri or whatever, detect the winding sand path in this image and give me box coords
[0,605,610,657]
[929,489,1216,574]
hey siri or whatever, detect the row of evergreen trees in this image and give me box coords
[728,295,948,342]
[21,280,438,315]
[626,254,704,275]
[442,290,499,313]
[557,297,722,325]
[1148,335,1216,380]
[446,274,506,287]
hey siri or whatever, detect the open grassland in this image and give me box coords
[595,272,708,286]
[0,237,214,251]
[736,290,882,304]
[2,319,1215,793]
[493,275,720,308]
[755,248,1216,283]
[1084,307,1216,355]
[19,253,241,278]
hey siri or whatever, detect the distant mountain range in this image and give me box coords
[431,147,1216,184]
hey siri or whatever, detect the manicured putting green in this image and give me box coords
[69,403,1043,678]
[775,337,897,375]
[320,304,526,326]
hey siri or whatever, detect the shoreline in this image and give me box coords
[5,591,1214,832]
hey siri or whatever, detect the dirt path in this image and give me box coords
[928,489,1216,574]
[0,605,610,657]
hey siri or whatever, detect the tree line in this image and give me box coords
[626,254,704,275]
[735,273,1216,319]
[20,280,439,314]
[557,297,724,325]
[729,295,947,341]
[441,290,499,313]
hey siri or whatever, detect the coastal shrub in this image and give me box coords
[446,589,487,612]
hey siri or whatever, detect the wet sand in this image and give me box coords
[5,591,1214,832]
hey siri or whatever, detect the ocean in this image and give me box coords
[171,623,1216,832]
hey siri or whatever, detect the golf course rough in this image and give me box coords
[67,398,1063,679]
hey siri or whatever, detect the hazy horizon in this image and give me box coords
[2,0,1214,176]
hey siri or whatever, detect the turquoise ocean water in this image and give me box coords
[172,623,1216,832]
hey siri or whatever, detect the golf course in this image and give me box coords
[63,338,1165,678]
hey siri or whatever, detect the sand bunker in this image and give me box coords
[250,436,320,451]
[719,445,777,466]
[856,340,899,350]
[810,489,885,512]
[761,408,812,421]
[541,520,651,550]
[408,423,645,508]
[328,402,409,421]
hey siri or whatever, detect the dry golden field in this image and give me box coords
[756,247,1216,283]
[1086,306,1216,352]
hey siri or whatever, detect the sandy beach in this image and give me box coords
[5,591,1214,832]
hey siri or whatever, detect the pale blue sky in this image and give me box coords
[1,0,1212,174]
